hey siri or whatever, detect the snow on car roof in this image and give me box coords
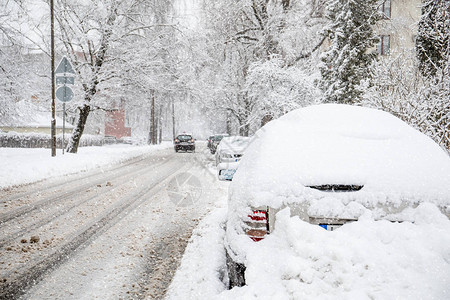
[217,136,252,153]
[231,104,450,209]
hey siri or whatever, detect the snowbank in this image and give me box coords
[0,142,172,189]
[221,204,450,299]
[168,203,450,300]
[166,207,228,299]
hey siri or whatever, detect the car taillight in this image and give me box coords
[174,139,179,143]
[245,210,268,242]
[190,139,194,142]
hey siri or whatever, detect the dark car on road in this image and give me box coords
[174,134,195,152]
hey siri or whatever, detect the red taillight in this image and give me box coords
[246,210,268,242]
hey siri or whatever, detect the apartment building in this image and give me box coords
[376,0,421,55]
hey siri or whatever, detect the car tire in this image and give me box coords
[226,250,246,288]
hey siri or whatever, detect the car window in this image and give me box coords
[177,135,192,141]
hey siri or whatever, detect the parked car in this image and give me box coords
[225,104,450,288]
[119,136,135,145]
[215,136,251,166]
[209,134,229,154]
[174,133,195,152]
[207,135,214,149]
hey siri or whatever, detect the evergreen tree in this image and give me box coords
[319,0,380,104]
[416,0,449,77]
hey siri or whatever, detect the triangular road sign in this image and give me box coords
[55,56,75,74]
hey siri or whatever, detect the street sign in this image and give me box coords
[56,76,75,85]
[56,85,74,103]
[54,56,76,155]
[55,56,75,75]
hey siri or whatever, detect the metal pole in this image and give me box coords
[62,103,65,154]
[50,0,56,157]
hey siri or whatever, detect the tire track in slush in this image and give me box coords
[0,154,173,225]
[0,153,159,205]
[0,159,187,299]
[0,158,173,248]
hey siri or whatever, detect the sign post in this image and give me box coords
[50,0,56,157]
[55,56,75,154]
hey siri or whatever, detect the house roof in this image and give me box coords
[0,101,73,129]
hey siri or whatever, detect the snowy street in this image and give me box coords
[1,0,449,299]
[0,144,227,299]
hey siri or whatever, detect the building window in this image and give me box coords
[377,35,390,55]
[380,0,391,19]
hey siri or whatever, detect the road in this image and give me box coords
[0,146,224,299]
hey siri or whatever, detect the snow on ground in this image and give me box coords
[167,203,450,300]
[0,142,172,189]
[166,206,229,299]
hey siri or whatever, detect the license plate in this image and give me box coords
[319,224,342,231]
[222,169,236,180]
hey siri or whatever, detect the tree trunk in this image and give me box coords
[226,110,232,135]
[172,98,176,140]
[261,114,272,126]
[66,104,91,153]
[158,105,163,144]
[239,121,250,137]
[149,91,157,145]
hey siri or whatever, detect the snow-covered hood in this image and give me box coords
[217,136,252,154]
[230,104,450,211]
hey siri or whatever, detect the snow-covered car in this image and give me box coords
[215,136,251,166]
[209,134,229,154]
[119,136,135,144]
[103,135,117,144]
[225,104,450,287]
[174,133,195,152]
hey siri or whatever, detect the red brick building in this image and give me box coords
[104,109,131,139]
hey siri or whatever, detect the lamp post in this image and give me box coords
[50,0,56,157]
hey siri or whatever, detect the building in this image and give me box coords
[104,106,131,139]
[0,100,73,135]
[376,0,421,55]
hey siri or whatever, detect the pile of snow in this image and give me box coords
[231,104,450,214]
[166,208,228,299]
[0,142,172,189]
[168,204,450,299]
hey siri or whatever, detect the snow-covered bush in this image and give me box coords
[0,132,104,148]
[363,52,449,151]
[245,57,321,122]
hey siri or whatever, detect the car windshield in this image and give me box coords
[177,135,192,142]
[213,135,225,141]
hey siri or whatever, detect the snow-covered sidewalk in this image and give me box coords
[0,142,172,189]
